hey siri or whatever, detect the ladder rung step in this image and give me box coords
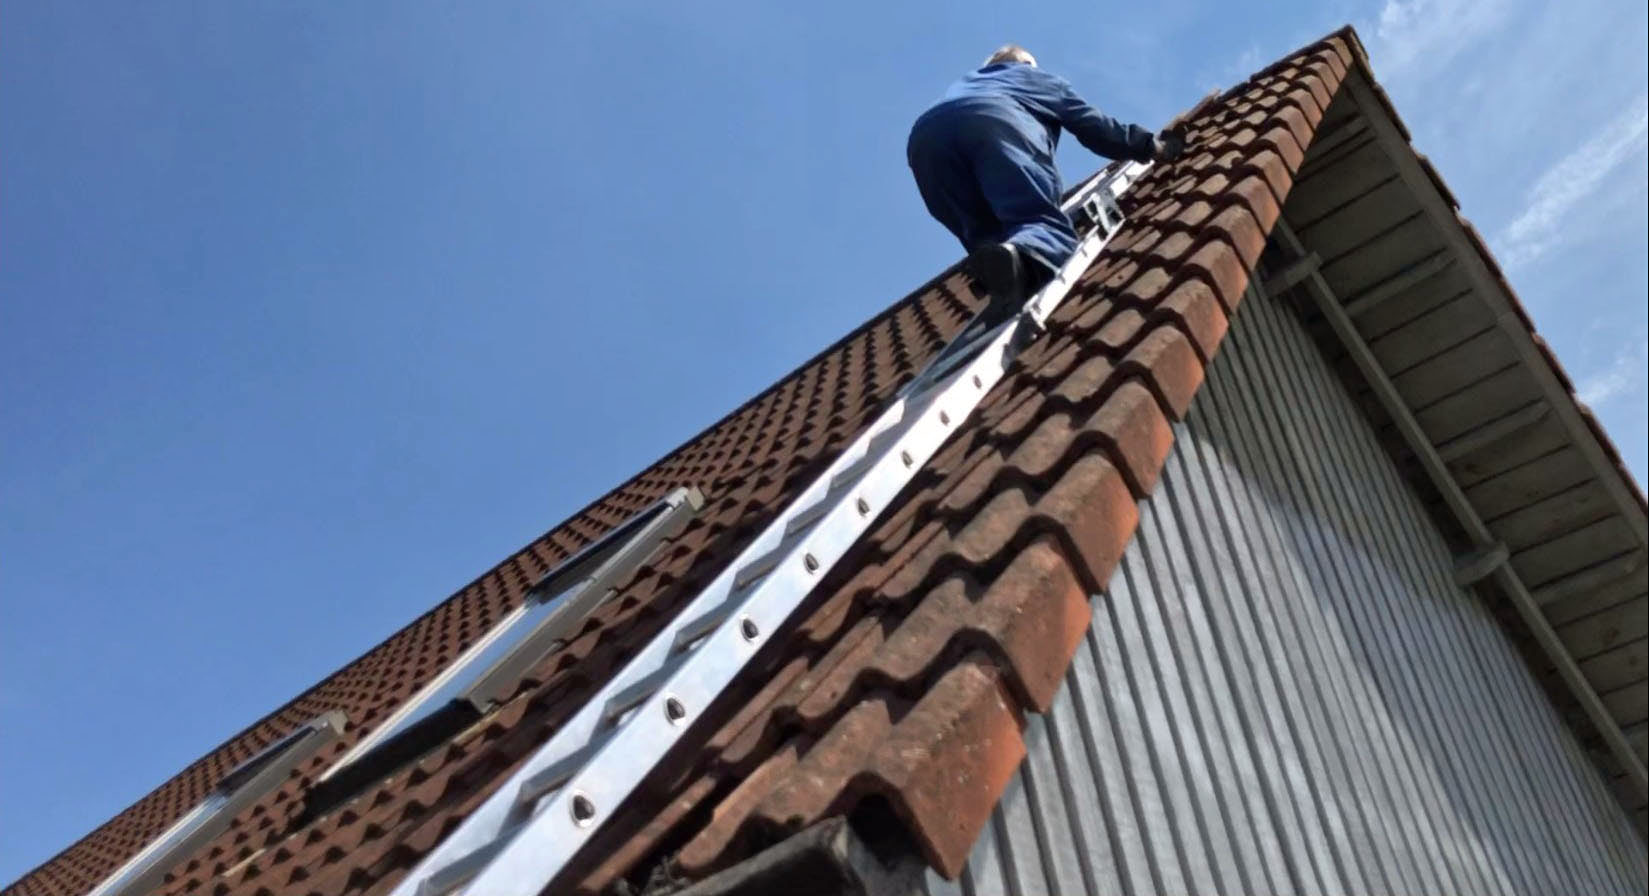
[671,595,739,653]
[829,423,908,493]
[601,661,681,728]
[903,372,948,404]
[868,417,908,453]
[927,310,1004,366]
[732,544,783,591]
[922,332,989,383]
[829,453,876,493]
[784,497,830,537]
[514,736,605,809]
[416,837,508,896]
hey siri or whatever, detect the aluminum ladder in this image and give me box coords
[390,160,1151,896]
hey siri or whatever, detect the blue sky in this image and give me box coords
[2,0,1644,884]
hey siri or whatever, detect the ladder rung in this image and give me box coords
[671,595,739,654]
[784,497,830,537]
[829,422,906,492]
[921,326,994,384]
[731,545,782,591]
[829,452,876,493]
[867,417,907,453]
[515,736,605,809]
[601,661,679,728]
[416,838,507,896]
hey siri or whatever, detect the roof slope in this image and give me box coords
[12,25,1639,896]
[7,249,979,896]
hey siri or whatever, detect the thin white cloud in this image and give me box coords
[1193,43,1266,95]
[1230,44,1263,78]
[1577,336,1649,407]
[1371,0,1510,78]
[1497,97,1649,268]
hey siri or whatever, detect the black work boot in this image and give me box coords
[968,242,1027,329]
[1022,253,1056,297]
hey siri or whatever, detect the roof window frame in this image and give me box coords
[305,488,702,808]
[85,711,346,896]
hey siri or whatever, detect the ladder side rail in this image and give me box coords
[393,372,918,896]
[390,160,1148,896]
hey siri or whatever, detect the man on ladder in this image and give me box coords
[908,44,1185,326]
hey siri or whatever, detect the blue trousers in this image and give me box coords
[907,100,1075,273]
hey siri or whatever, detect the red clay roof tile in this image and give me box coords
[854,656,1027,877]
[556,34,1357,892]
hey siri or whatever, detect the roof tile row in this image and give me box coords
[565,33,1357,893]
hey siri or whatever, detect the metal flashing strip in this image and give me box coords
[389,161,1151,896]
[319,488,702,784]
[87,712,346,896]
[464,487,704,711]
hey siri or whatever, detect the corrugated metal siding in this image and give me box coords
[926,288,1649,895]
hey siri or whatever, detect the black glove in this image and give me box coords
[1152,128,1186,162]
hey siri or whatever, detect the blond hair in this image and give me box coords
[984,44,1036,67]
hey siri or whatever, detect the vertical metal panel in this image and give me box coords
[927,290,1649,895]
